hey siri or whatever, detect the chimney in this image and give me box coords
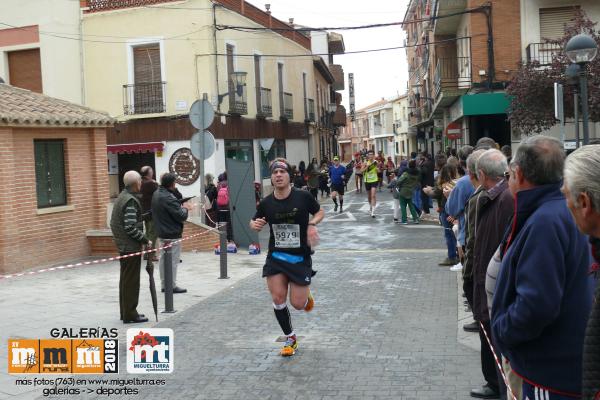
[265,4,272,28]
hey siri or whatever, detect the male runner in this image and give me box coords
[361,150,379,217]
[329,156,346,213]
[250,159,325,356]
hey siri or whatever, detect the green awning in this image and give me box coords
[462,92,511,116]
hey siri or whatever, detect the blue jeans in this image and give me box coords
[412,185,422,212]
[440,211,457,260]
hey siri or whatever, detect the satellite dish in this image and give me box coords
[189,99,214,130]
[190,130,216,160]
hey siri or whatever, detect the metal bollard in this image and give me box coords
[162,241,176,313]
[219,223,229,279]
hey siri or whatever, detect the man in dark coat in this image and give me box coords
[562,144,600,400]
[110,170,149,324]
[152,173,193,294]
[470,149,514,399]
[492,136,592,399]
[140,166,158,261]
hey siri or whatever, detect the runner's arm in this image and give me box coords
[309,208,325,226]
[250,202,268,231]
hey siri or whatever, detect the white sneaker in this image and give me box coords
[450,262,463,272]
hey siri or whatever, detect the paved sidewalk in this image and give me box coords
[0,251,264,399]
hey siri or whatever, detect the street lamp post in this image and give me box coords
[565,33,598,145]
[565,63,581,148]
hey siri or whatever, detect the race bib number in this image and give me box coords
[273,224,300,248]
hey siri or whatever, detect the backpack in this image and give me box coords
[216,185,229,207]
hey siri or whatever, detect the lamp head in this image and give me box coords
[565,33,598,64]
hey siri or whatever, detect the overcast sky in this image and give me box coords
[246,0,410,110]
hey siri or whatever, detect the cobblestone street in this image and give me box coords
[105,190,483,400]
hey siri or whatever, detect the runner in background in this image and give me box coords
[329,156,346,213]
[362,150,379,218]
[354,153,363,193]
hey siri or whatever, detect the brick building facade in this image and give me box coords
[0,84,113,274]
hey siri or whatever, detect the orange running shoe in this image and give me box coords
[304,290,315,312]
[280,335,298,357]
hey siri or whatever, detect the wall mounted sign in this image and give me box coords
[168,147,200,185]
[445,122,463,140]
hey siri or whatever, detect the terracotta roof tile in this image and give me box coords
[0,84,114,128]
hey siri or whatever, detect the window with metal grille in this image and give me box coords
[34,140,67,208]
[131,44,164,114]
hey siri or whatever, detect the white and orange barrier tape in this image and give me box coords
[0,215,220,281]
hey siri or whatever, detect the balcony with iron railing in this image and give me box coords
[307,98,315,122]
[526,42,562,66]
[228,78,247,115]
[123,81,166,115]
[421,47,430,72]
[433,56,471,101]
[408,101,433,127]
[329,64,345,91]
[281,92,293,120]
[85,0,179,13]
[373,123,383,136]
[256,87,272,118]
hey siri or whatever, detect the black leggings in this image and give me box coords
[217,209,233,241]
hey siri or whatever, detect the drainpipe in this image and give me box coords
[212,2,220,111]
[78,2,87,104]
[472,5,495,90]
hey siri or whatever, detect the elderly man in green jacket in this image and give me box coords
[110,170,150,324]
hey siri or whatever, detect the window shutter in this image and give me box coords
[539,7,578,40]
[47,141,66,206]
[34,141,49,207]
[34,140,66,208]
[132,45,163,114]
[133,45,161,83]
[8,48,42,93]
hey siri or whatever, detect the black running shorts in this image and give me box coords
[331,183,345,195]
[262,255,316,286]
[365,181,378,191]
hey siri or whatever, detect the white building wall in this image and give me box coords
[154,139,223,199]
[285,139,310,168]
[0,0,84,104]
[310,31,329,65]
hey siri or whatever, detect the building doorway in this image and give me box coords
[117,152,156,192]
[468,114,511,147]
